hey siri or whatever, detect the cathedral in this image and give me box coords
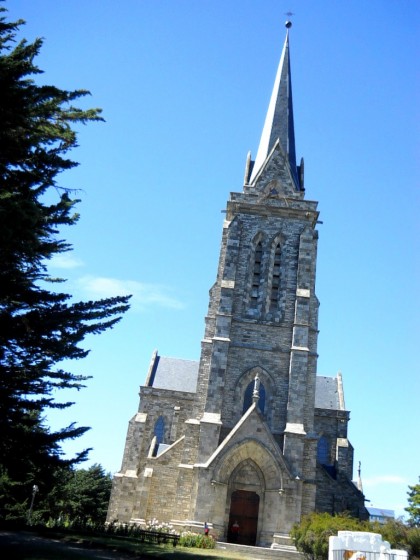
[107,24,366,548]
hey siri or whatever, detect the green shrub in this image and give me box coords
[371,519,408,550]
[406,526,420,558]
[291,512,369,560]
[179,531,215,549]
[291,513,420,560]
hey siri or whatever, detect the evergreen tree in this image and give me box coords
[0,8,130,519]
[405,477,420,527]
[48,464,113,524]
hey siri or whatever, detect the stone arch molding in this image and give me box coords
[270,231,284,248]
[251,231,265,247]
[211,438,288,492]
[235,366,275,423]
[230,458,265,495]
[235,366,275,395]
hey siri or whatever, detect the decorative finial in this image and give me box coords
[285,11,294,29]
[357,461,363,493]
[252,373,260,403]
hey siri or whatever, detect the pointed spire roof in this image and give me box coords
[250,22,301,189]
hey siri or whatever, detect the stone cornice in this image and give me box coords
[226,200,319,226]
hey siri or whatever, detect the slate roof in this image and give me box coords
[148,356,199,393]
[366,507,395,519]
[315,376,341,410]
[148,355,343,410]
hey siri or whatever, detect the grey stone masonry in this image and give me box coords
[106,28,367,546]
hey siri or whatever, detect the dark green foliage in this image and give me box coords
[44,464,112,523]
[0,8,130,520]
[407,527,420,558]
[178,532,216,549]
[290,512,367,560]
[405,477,420,527]
[291,512,419,560]
[371,518,418,554]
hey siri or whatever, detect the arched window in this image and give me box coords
[270,243,281,310]
[154,416,165,445]
[242,380,266,414]
[317,436,329,465]
[250,242,263,307]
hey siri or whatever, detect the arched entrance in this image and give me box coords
[228,489,260,546]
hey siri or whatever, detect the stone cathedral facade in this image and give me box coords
[107,26,366,547]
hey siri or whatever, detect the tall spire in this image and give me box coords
[249,22,301,189]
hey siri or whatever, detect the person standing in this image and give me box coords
[231,520,239,542]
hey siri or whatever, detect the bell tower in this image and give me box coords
[192,21,320,524]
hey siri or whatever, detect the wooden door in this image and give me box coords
[228,490,259,546]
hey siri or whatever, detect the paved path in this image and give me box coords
[0,531,141,560]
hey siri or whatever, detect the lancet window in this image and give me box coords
[250,241,263,307]
[317,436,329,465]
[154,416,165,445]
[269,243,281,310]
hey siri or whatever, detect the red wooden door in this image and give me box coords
[228,490,259,545]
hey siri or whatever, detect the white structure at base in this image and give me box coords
[329,531,408,560]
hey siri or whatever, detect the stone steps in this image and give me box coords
[216,541,303,560]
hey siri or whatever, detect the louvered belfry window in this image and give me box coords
[270,243,281,310]
[250,242,263,306]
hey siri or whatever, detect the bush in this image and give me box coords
[407,526,420,558]
[179,531,216,549]
[291,513,369,560]
[291,513,420,560]
[371,519,408,550]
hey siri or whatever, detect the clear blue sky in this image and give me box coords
[7,1,419,518]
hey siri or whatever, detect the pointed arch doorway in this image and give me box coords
[228,489,260,546]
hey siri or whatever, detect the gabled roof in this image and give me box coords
[147,355,199,393]
[196,402,293,480]
[315,375,345,411]
[146,354,346,411]
[248,139,299,197]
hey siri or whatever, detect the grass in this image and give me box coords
[60,533,247,559]
[0,529,248,560]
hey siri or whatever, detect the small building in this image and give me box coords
[366,507,395,524]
